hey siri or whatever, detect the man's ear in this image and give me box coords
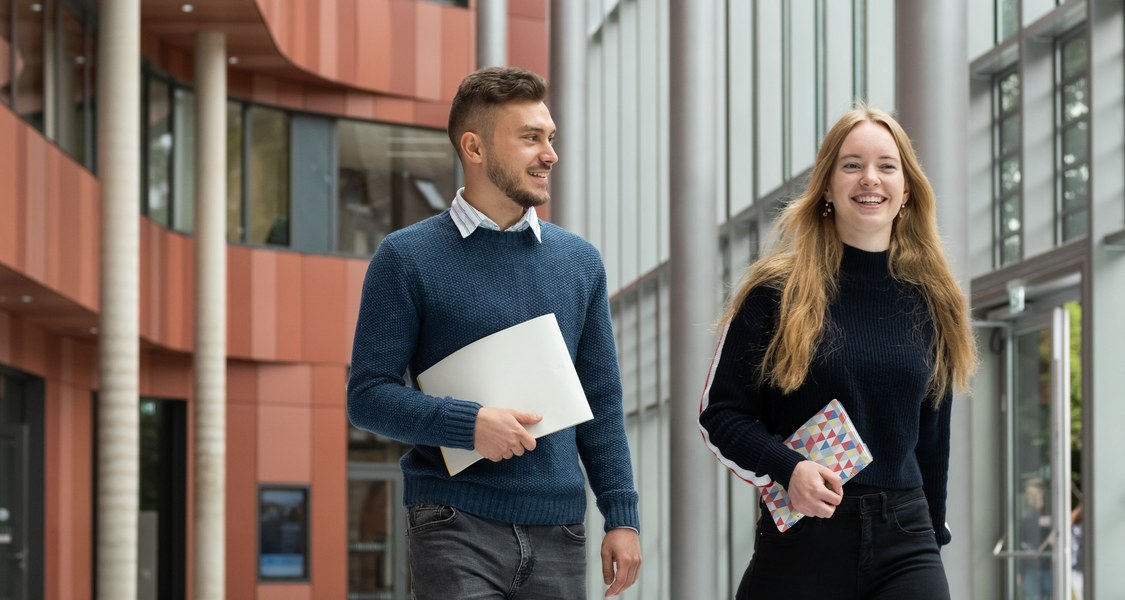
[461,131,485,164]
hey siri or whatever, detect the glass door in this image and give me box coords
[347,463,407,600]
[995,306,1081,600]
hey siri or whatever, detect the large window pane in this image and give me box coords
[997,0,1017,43]
[1056,30,1088,244]
[994,68,1021,267]
[227,101,244,242]
[14,0,45,129]
[336,120,454,256]
[146,76,173,227]
[999,72,1020,112]
[248,106,290,246]
[57,4,88,162]
[173,88,195,232]
[1000,114,1020,156]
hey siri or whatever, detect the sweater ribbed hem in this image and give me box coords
[404,476,588,526]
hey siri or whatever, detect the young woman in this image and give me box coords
[699,106,977,600]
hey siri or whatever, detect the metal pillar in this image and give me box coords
[96,0,141,598]
[669,1,719,598]
[193,31,227,600]
[895,2,971,598]
[549,0,585,235]
[477,0,507,67]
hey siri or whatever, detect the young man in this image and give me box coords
[347,67,641,599]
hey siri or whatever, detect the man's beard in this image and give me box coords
[486,156,550,210]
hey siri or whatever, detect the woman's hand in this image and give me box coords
[787,461,843,518]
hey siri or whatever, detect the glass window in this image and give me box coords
[227,101,244,242]
[1,0,10,105]
[336,120,455,256]
[248,106,290,246]
[14,0,45,130]
[1056,30,1088,243]
[996,0,1017,43]
[57,3,89,163]
[173,88,195,232]
[993,69,1021,267]
[258,486,309,581]
[146,75,173,227]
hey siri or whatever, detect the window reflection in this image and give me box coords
[227,102,244,242]
[14,0,45,130]
[337,121,456,256]
[1056,31,1088,243]
[173,88,196,232]
[147,76,173,227]
[993,69,1021,267]
[57,4,88,163]
[1,1,11,105]
[249,106,290,246]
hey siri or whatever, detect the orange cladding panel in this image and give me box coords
[355,0,392,90]
[336,0,358,83]
[227,246,253,358]
[227,401,258,600]
[258,584,311,600]
[414,2,443,102]
[257,403,312,482]
[311,405,347,597]
[388,0,417,95]
[508,15,549,77]
[311,364,347,409]
[22,132,46,281]
[274,252,304,362]
[0,110,18,266]
[318,0,339,80]
[249,249,278,360]
[257,363,312,407]
[440,8,473,100]
[301,256,349,365]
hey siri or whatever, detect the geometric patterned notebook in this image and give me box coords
[760,399,874,532]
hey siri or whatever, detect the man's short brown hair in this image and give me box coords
[447,67,549,157]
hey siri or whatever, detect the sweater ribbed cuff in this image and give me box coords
[597,491,640,533]
[763,442,807,490]
[442,399,481,450]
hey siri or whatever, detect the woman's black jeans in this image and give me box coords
[736,486,950,600]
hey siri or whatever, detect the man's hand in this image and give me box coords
[473,407,542,461]
[787,460,843,518]
[601,528,641,597]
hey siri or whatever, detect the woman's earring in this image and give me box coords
[898,202,906,219]
[822,200,833,217]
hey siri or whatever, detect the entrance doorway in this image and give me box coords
[993,303,1084,600]
[347,462,407,600]
[0,368,44,600]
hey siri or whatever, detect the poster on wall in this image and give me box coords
[258,486,309,580]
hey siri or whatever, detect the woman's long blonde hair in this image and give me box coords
[723,105,977,402]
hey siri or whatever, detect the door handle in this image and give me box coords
[11,549,26,572]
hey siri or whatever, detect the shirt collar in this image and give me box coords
[449,188,542,243]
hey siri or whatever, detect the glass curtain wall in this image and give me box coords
[583,0,894,597]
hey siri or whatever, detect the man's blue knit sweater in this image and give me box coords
[347,211,640,531]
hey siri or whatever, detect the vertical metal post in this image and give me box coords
[549,0,586,235]
[669,0,719,597]
[895,1,970,596]
[193,30,227,600]
[477,0,507,67]
[96,0,141,598]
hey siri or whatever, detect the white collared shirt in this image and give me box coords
[449,188,542,243]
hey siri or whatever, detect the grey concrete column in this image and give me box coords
[669,1,719,598]
[549,0,585,235]
[476,0,507,67]
[895,1,971,597]
[193,31,227,600]
[1089,3,1125,597]
[96,0,141,598]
